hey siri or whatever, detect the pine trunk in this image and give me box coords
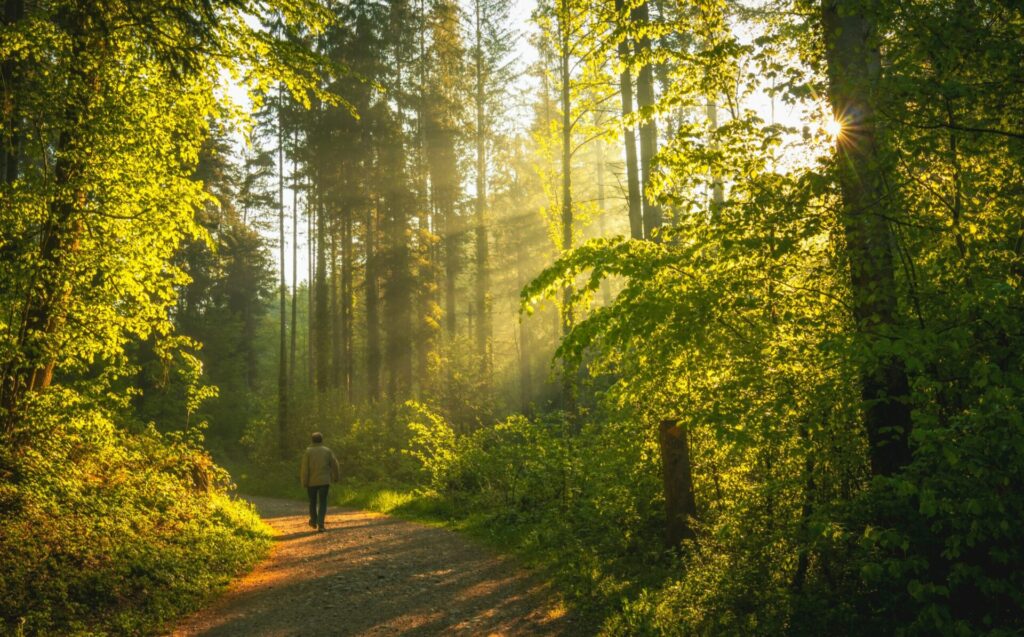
[277,99,288,456]
[366,198,381,402]
[474,2,491,380]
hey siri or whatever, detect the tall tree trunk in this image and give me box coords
[473,1,491,380]
[633,1,662,239]
[414,0,435,397]
[659,419,696,546]
[330,211,343,390]
[822,0,912,476]
[512,181,533,412]
[366,197,381,402]
[289,147,298,391]
[558,0,575,412]
[307,178,315,387]
[341,204,353,402]
[276,94,288,456]
[614,0,643,240]
[384,187,414,401]
[314,195,330,393]
[595,124,612,306]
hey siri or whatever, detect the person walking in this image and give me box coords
[300,432,340,532]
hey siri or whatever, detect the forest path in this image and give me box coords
[167,496,579,637]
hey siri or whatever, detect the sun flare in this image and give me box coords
[824,117,844,140]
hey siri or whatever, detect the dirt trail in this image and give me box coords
[168,497,580,636]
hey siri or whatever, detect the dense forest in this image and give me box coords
[2,0,1023,634]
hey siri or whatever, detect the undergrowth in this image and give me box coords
[0,402,271,637]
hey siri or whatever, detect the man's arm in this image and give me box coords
[330,452,340,483]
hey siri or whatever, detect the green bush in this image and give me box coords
[0,394,270,636]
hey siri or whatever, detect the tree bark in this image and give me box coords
[366,197,381,402]
[307,178,315,387]
[659,419,696,547]
[314,194,330,393]
[289,142,298,391]
[633,1,662,239]
[614,0,643,240]
[822,0,912,476]
[473,1,492,381]
[277,93,288,456]
[558,0,576,412]
[330,209,343,390]
[341,203,353,402]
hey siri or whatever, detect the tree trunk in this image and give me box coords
[558,0,576,412]
[277,95,288,456]
[473,1,491,380]
[342,203,354,402]
[366,197,381,402]
[614,0,643,240]
[289,147,298,391]
[314,195,330,393]
[659,419,696,547]
[307,178,315,387]
[330,211,343,390]
[633,1,662,239]
[822,0,912,476]
[596,126,611,306]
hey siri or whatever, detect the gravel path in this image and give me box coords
[168,496,580,636]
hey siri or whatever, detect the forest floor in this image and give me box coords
[167,496,580,637]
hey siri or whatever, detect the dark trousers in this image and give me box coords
[307,484,329,529]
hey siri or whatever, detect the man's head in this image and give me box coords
[311,432,323,444]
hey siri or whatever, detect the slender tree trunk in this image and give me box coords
[473,1,491,380]
[414,0,434,397]
[558,0,576,412]
[315,195,330,393]
[289,144,298,391]
[308,178,315,387]
[822,0,912,476]
[277,93,288,456]
[366,197,381,402]
[659,419,696,546]
[385,188,414,401]
[512,181,533,412]
[614,0,643,240]
[330,211,342,390]
[596,128,611,306]
[342,205,353,402]
[633,1,662,239]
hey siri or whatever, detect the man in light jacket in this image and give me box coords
[300,432,340,532]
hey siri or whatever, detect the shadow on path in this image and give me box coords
[168,496,580,637]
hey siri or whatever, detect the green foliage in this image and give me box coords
[0,403,269,635]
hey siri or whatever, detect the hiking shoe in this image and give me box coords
[317,526,326,533]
